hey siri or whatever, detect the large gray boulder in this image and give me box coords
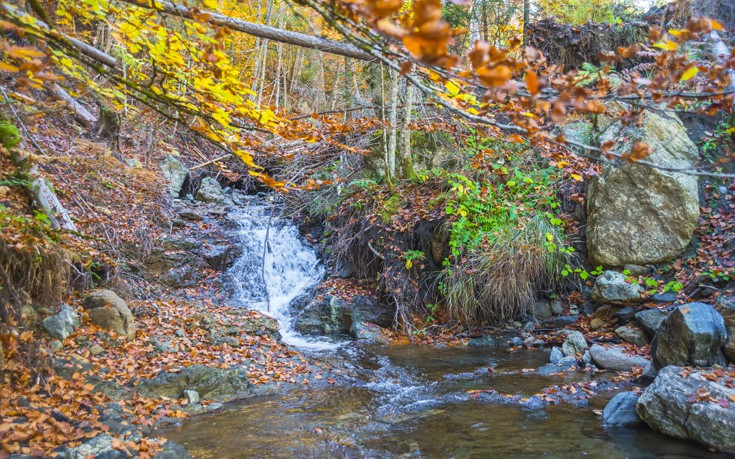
[160,155,189,198]
[83,290,136,340]
[591,271,643,306]
[196,177,225,203]
[716,295,735,362]
[637,365,735,452]
[652,303,727,369]
[293,294,392,336]
[42,305,80,340]
[586,109,699,267]
[589,344,651,372]
[65,434,116,459]
[603,392,642,427]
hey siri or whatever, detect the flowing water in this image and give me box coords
[160,202,725,458]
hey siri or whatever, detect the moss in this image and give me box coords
[379,194,400,224]
[0,121,20,149]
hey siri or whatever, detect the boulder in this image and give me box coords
[635,308,668,336]
[350,321,390,345]
[532,299,553,321]
[550,300,564,315]
[603,392,642,427]
[294,294,392,336]
[546,315,578,328]
[591,271,643,306]
[652,303,727,368]
[561,331,588,356]
[42,305,80,340]
[589,344,650,372]
[196,177,225,203]
[201,242,237,271]
[83,290,135,340]
[637,366,735,452]
[586,108,699,267]
[615,325,649,347]
[136,365,250,402]
[183,389,200,404]
[160,155,189,198]
[590,318,605,331]
[716,296,735,362]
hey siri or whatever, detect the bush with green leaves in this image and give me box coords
[435,136,575,323]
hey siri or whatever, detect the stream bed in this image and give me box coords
[159,198,726,458]
[158,345,726,458]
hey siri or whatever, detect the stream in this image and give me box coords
[159,200,726,458]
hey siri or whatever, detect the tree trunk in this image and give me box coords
[387,68,399,179]
[400,82,417,180]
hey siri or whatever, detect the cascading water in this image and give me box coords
[227,199,339,350]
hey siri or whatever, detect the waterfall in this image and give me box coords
[227,200,339,350]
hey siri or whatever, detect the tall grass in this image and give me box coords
[439,215,568,324]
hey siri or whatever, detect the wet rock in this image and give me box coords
[716,295,735,362]
[294,294,392,336]
[42,305,80,340]
[615,325,649,347]
[652,303,727,369]
[136,365,250,402]
[335,258,354,278]
[635,308,668,336]
[201,242,237,270]
[65,434,117,459]
[160,155,189,198]
[538,356,577,375]
[586,108,699,267]
[589,344,651,372]
[153,441,192,459]
[532,299,553,321]
[511,337,523,347]
[562,331,588,356]
[591,271,643,306]
[196,177,225,203]
[468,333,516,348]
[351,321,390,345]
[637,366,735,452]
[83,290,135,340]
[183,390,200,404]
[603,392,641,427]
[549,347,564,364]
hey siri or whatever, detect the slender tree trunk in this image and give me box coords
[387,68,399,179]
[400,82,417,180]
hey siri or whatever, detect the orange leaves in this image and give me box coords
[525,70,539,95]
[366,0,404,19]
[477,65,512,87]
[617,44,638,59]
[399,0,459,68]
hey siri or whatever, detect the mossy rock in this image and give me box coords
[0,121,20,149]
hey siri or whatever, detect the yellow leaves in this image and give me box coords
[2,45,45,59]
[653,40,678,51]
[445,80,461,96]
[711,19,724,31]
[202,0,218,8]
[680,66,699,82]
[667,28,687,37]
[0,62,20,72]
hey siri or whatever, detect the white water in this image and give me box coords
[227,201,340,350]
